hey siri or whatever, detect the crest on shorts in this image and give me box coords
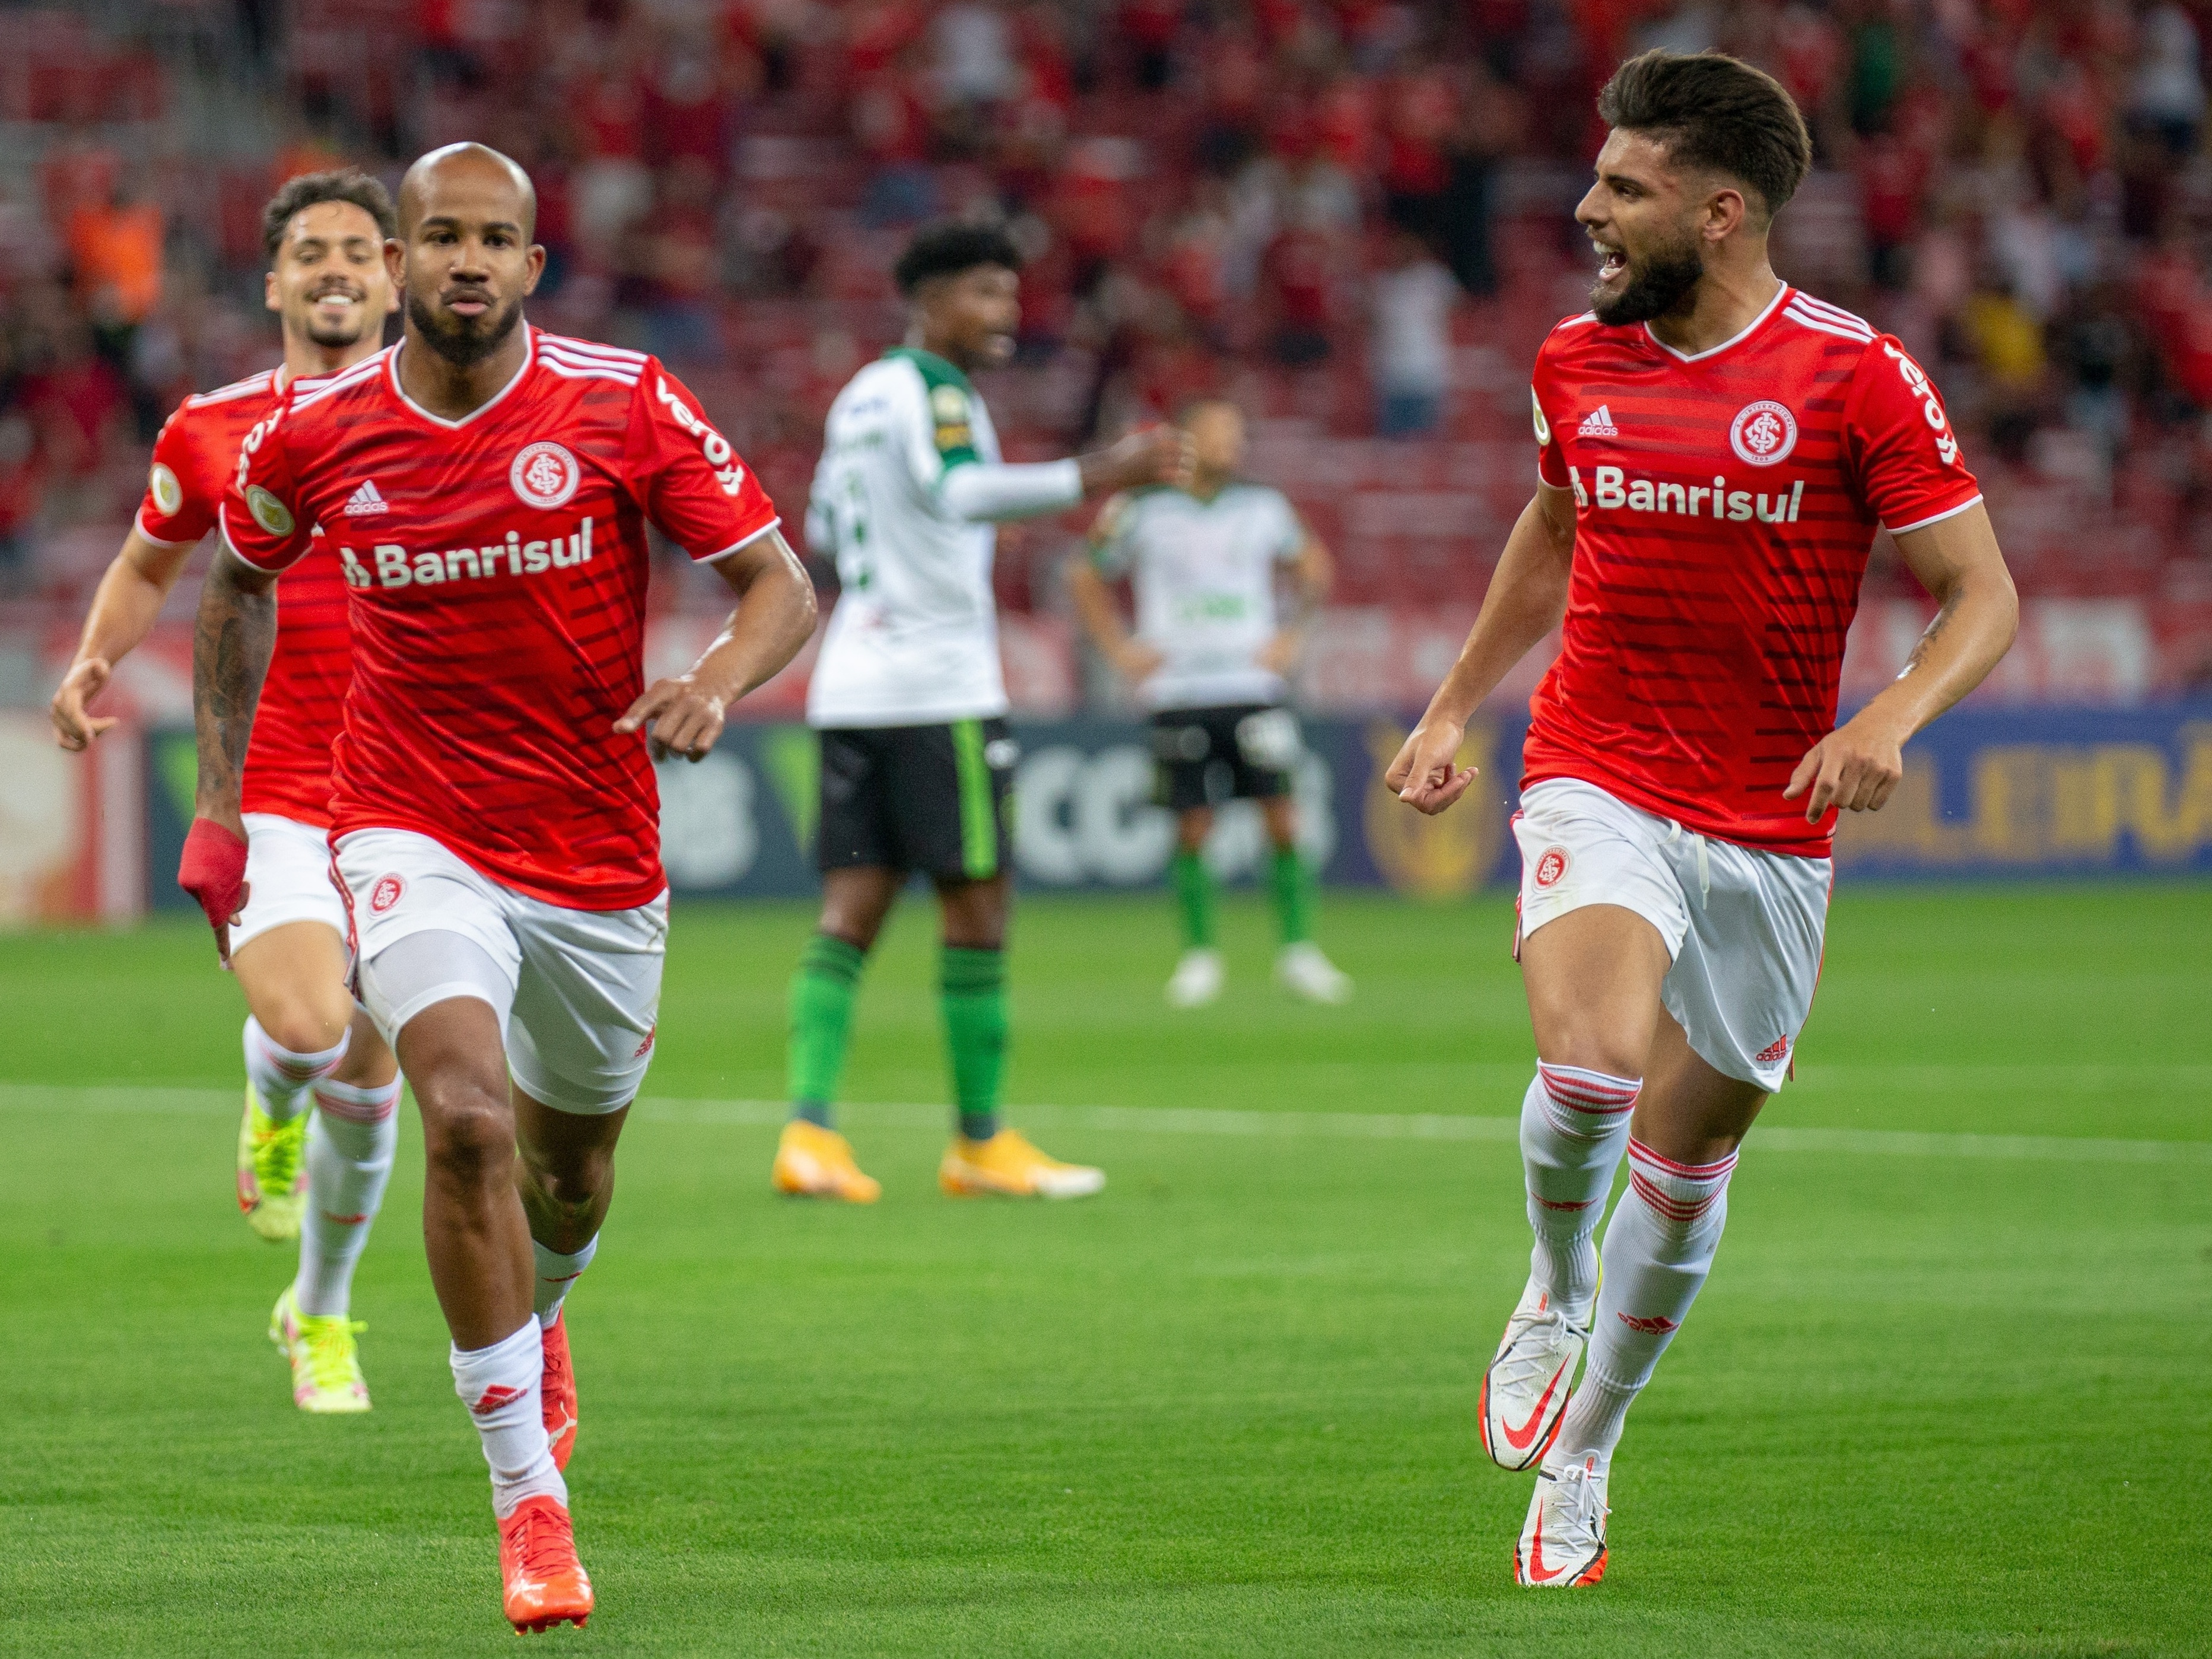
[1533,847,1569,889]
[510,441,581,510]
[149,461,183,518]
[368,873,405,914]
[1728,400,1798,467]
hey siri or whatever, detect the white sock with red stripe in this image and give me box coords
[451,1319,568,1518]
[293,1078,401,1317]
[1520,1061,1641,1317]
[533,1235,598,1329]
[243,1016,348,1125]
[1549,1137,1737,1472]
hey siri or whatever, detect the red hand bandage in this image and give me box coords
[178,818,249,933]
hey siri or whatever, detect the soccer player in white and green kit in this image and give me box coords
[772,221,1192,1203]
[1069,398,1350,1008]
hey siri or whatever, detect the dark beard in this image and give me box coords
[407,287,523,367]
[1591,237,1705,326]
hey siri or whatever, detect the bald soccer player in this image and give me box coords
[183,143,818,1633]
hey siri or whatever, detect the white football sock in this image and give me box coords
[450,1319,567,1519]
[1549,1136,1737,1472]
[293,1078,401,1317]
[1520,1062,1640,1317]
[533,1235,598,1329]
[244,1016,348,1125]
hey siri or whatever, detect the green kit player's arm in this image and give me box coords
[1067,494,1163,684]
[1258,521,1334,676]
[935,428,1193,522]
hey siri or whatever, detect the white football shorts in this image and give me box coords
[336,828,667,1115]
[230,812,348,954]
[1512,777,1830,1092]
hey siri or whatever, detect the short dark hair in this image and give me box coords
[1597,50,1812,224]
[893,220,1024,295]
[261,169,397,262]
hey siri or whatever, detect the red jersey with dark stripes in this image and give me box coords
[1526,285,1981,857]
[139,368,351,825]
[218,328,781,909]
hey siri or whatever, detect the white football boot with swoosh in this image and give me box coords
[1480,1277,1588,1470]
[1514,1453,1609,1587]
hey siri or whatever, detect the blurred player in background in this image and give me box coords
[51,171,403,1415]
[1387,52,2016,1586]
[1070,396,1349,1009]
[186,143,816,1633]
[774,221,1190,1204]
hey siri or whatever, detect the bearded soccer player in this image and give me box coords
[185,144,815,1633]
[770,221,1189,1205]
[1385,52,2017,1586]
[1069,396,1350,1010]
[52,171,405,1413]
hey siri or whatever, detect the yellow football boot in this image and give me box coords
[269,1285,370,1413]
[771,1120,882,1203]
[236,1084,307,1242]
[939,1129,1105,1199]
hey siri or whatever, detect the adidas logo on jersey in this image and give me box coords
[1577,405,1619,437]
[344,479,390,516]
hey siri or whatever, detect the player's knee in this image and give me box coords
[520,1145,609,1218]
[255,996,353,1058]
[1537,1032,1647,1085]
[419,1089,514,1187]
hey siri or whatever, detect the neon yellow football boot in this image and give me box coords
[236,1084,308,1242]
[269,1285,371,1413]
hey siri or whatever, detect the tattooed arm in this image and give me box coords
[191,544,279,838]
[1784,500,2019,822]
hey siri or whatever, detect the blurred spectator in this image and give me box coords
[1370,225,1456,437]
[2128,3,2205,158]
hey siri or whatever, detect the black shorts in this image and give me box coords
[816,719,1017,881]
[1150,703,1298,812]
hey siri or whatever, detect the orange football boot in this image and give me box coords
[541,1312,577,1474]
[771,1119,882,1202]
[499,1494,593,1633]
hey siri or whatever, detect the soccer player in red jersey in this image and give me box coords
[186,144,816,1633]
[52,171,406,1413]
[1386,53,2020,1586]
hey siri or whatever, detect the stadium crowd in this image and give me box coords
[4,0,2212,660]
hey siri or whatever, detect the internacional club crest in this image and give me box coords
[510,440,581,510]
[1728,400,1798,467]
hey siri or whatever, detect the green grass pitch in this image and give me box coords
[2,885,2208,1656]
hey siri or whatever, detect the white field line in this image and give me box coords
[10,1082,2205,1166]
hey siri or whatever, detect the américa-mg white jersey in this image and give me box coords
[1089,482,1304,711]
[805,348,1009,727]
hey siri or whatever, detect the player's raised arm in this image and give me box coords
[1386,480,1578,815]
[1784,500,2017,821]
[50,526,196,750]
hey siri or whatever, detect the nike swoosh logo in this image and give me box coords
[1502,1356,1571,1451]
[1524,1501,1568,1584]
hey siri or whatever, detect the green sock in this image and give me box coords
[1171,848,1215,949]
[1269,845,1313,946]
[940,944,1006,1142]
[787,933,867,1125]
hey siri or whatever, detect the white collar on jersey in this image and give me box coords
[387,326,536,429]
[1642,280,1790,364]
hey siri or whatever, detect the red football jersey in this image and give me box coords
[139,368,351,825]
[219,328,780,910]
[1525,285,1982,857]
